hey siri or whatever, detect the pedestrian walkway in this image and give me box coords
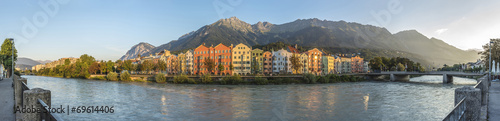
[0,78,15,121]
[489,81,500,120]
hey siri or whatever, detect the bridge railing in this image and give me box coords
[443,97,467,121]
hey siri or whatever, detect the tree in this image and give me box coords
[204,58,215,74]
[64,59,71,66]
[479,39,500,69]
[218,64,224,75]
[0,38,17,77]
[156,61,167,73]
[89,62,100,74]
[99,61,106,74]
[397,63,405,71]
[290,54,302,74]
[122,60,133,71]
[229,63,234,71]
[141,60,154,74]
[106,60,114,74]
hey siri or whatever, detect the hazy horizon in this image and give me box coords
[2,0,500,61]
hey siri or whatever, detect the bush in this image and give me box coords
[155,73,167,83]
[200,74,212,84]
[133,79,146,82]
[318,76,329,83]
[223,75,243,85]
[303,73,317,84]
[173,74,190,84]
[254,77,268,85]
[106,72,118,81]
[120,71,131,81]
[90,76,106,80]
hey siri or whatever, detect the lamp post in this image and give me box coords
[491,39,495,81]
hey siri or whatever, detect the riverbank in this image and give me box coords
[36,73,365,85]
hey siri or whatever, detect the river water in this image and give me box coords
[23,75,477,121]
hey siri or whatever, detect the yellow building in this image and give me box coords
[232,43,252,75]
[300,53,309,74]
[177,52,186,74]
[327,56,335,74]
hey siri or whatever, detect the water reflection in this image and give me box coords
[23,75,476,121]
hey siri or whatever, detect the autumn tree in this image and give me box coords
[290,54,302,74]
[204,58,215,75]
[89,62,100,74]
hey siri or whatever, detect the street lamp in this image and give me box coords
[8,38,14,78]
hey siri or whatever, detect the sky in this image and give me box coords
[1,0,500,61]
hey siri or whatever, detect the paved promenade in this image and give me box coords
[0,78,15,121]
[489,81,500,121]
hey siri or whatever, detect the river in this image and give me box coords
[23,75,477,121]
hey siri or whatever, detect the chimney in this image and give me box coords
[295,44,298,49]
[203,43,205,46]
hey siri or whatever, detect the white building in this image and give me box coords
[272,49,292,74]
[185,50,194,75]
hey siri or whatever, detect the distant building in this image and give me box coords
[185,50,194,75]
[351,55,364,73]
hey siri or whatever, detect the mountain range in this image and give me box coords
[120,17,480,67]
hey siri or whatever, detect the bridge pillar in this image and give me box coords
[455,86,481,121]
[390,74,395,81]
[443,74,453,83]
[389,74,410,82]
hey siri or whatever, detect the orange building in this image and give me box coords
[193,43,233,75]
[213,43,233,75]
[351,55,364,73]
[306,48,323,75]
[263,51,272,75]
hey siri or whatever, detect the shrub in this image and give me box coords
[155,73,167,83]
[303,73,317,84]
[254,77,268,85]
[318,76,329,83]
[133,79,146,82]
[223,75,243,85]
[200,74,212,84]
[106,72,118,81]
[120,71,131,81]
[173,74,190,84]
[90,76,106,80]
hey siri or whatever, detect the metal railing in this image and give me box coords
[443,97,467,121]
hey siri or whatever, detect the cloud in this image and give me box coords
[435,28,448,35]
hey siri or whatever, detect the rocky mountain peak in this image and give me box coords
[119,42,155,60]
[211,16,253,33]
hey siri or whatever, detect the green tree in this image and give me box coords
[122,60,133,71]
[290,54,302,74]
[218,64,224,75]
[106,60,114,74]
[0,38,17,77]
[397,63,405,71]
[141,60,154,74]
[99,61,106,74]
[479,39,500,69]
[204,58,215,74]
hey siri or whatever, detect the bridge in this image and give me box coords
[358,71,486,83]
